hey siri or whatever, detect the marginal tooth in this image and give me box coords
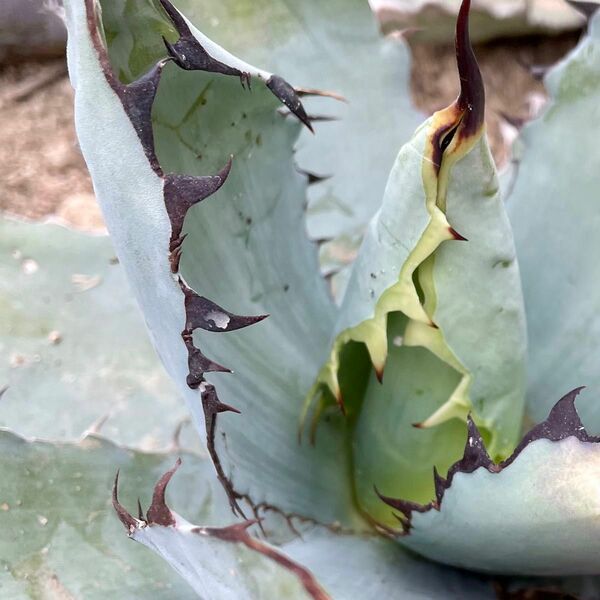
[158,0,245,78]
[112,471,138,532]
[502,387,596,468]
[394,513,411,536]
[164,157,233,251]
[528,385,587,440]
[184,335,231,390]
[119,60,168,174]
[375,487,427,521]
[137,498,144,521]
[267,75,313,132]
[295,167,332,185]
[179,279,268,333]
[362,324,388,384]
[146,458,181,526]
[451,416,495,473]
[448,226,468,241]
[200,382,241,416]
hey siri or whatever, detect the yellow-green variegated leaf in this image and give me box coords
[305,0,526,525]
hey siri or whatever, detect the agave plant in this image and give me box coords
[24,0,600,596]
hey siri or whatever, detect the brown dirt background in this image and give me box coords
[0,31,581,231]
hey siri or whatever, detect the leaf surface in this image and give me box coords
[0,216,188,451]
[508,12,600,432]
[306,0,526,522]
[65,0,359,526]
[392,389,600,576]
[0,430,224,598]
[100,0,422,245]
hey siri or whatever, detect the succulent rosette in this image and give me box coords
[4,0,600,597]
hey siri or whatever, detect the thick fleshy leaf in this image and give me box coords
[114,466,325,600]
[65,0,359,526]
[0,429,225,598]
[99,0,422,245]
[382,389,600,576]
[507,12,600,432]
[114,461,498,599]
[305,0,526,524]
[0,216,190,450]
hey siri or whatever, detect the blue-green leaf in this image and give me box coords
[0,216,188,450]
[65,0,357,526]
[508,12,600,432]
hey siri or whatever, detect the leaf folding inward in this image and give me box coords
[304,0,487,425]
[378,388,596,534]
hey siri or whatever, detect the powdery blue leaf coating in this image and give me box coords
[64,0,357,527]
[508,12,600,433]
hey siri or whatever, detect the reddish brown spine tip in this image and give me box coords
[112,471,138,532]
[455,0,485,135]
[295,167,333,185]
[146,459,182,526]
[449,226,468,241]
[375,365,385,383]
[217,155,234,184]
[217,401,242,415]
[412,422,424,429]
[374,486,425,520]
[137,498,144,520]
